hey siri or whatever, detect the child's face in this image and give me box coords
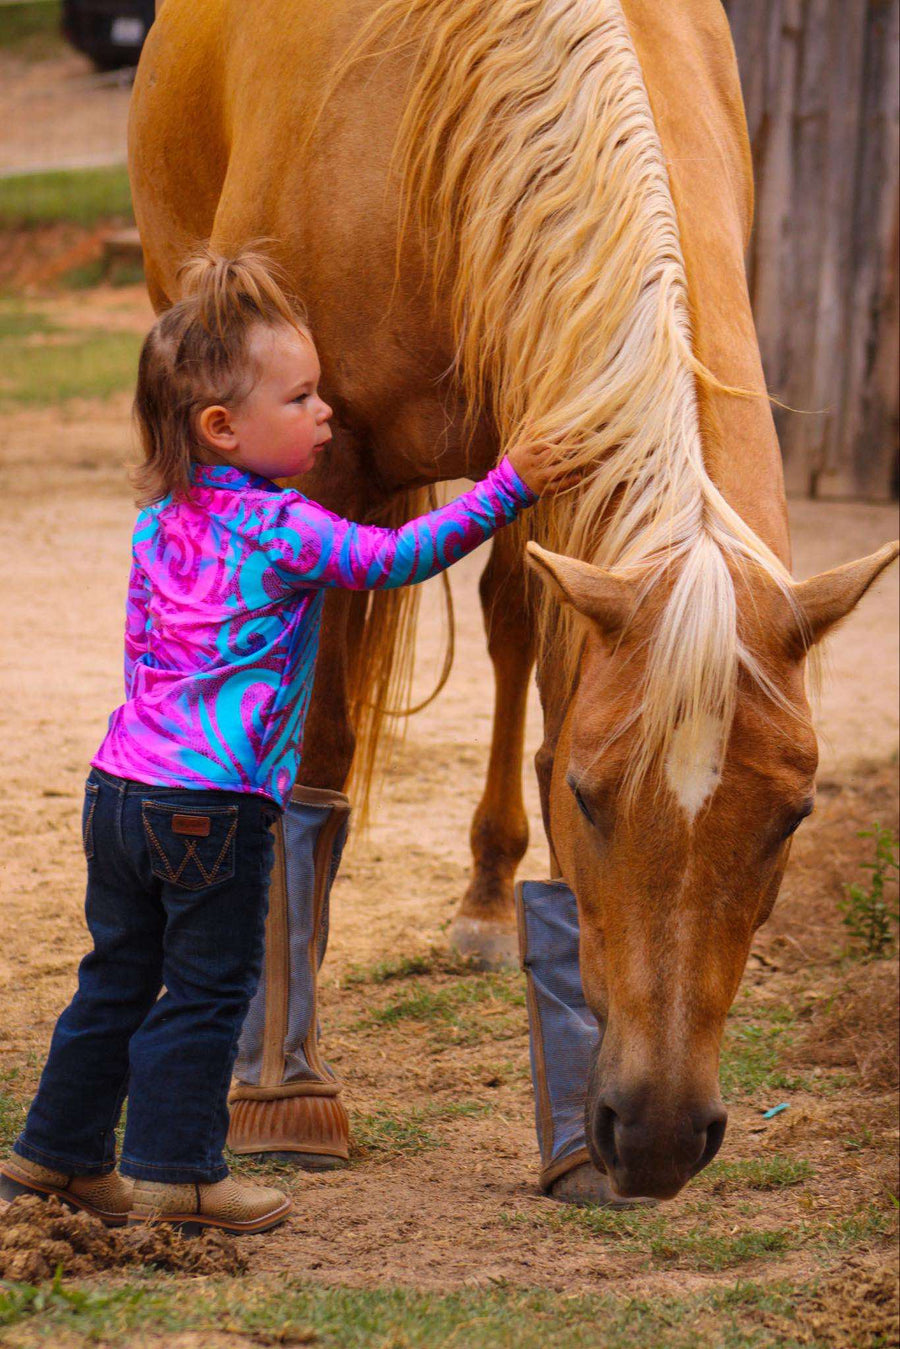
[199,323,333,480]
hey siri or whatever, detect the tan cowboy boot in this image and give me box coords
[228,786,351,1169]
[0,1155,133,1227]
[129,1175,291,1235]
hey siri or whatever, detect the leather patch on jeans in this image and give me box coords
[171,814,212,837]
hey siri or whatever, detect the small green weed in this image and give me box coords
[839,823,899,958]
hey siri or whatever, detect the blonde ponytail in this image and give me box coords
[132,243,309,506]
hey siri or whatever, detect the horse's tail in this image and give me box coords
[346,485,455,826]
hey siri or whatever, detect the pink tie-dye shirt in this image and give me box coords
[92,459,535,807]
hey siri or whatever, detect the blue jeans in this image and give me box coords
[14,768,278,1184]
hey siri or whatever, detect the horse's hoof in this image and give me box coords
[548,1162,659,1209]
[243,1152,348,1172]
[449,916,519,970]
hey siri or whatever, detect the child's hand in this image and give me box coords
[506,438,584,497]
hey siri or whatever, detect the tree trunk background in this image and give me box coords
[724,0,899,499]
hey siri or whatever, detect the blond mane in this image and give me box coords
[343,0,801,799]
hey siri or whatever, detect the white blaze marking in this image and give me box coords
[665,716,724,821]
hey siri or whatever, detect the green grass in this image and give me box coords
[0,1274,834,1349]
[697,1156,814,1193]
[0,306,55,339]
[344,952,444,985]
[719,1002,807,1100]
[0,165,133,230]
[350,1099,492,1159]
[0,1067,28,1148]
[0,300,141,407]
[360,972,526,1049]
[503,1196,894,1275]
[0,1,63,60]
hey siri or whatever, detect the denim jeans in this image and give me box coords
[14,767,278,1184]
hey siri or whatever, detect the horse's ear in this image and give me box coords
[526,542,635,636]
[792,540,899,650]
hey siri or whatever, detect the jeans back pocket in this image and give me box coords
[142,801,238,891]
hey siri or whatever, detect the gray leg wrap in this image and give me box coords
[227,786,351,1161]
[516,879,600,1191]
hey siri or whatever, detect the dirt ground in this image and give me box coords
[0,50,131,176]
[0,286,898,1345]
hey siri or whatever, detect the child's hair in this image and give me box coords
[133,244,309,505]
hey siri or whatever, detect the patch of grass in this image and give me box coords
[0,304,141,407]
[0,165,133,230]
[0,1,63,60]
[698,1157,814,1193]
[812,1204,896,1250]
[719,1004,807,1100]
[0,1274,826,1349]
[0,1069,27,1148]
[509,1202,796,1272]
[350,1099,492,1160]
[0,306,55,340]
[361,972,526,1049]
[350,1108,439,1158]
[344,952,443,985]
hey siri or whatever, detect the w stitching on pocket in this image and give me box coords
[83,784,99,860]
[142,804,238,890]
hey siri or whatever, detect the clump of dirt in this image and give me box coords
[758,1254,900,1347]
[787,959,899,1090]
[0,1197,247,1281]
[0,223,113,290]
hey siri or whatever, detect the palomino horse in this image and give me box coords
[129,0,897,1198]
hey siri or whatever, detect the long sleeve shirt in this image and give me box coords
[92,459,535,806]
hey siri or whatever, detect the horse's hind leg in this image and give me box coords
[450,528,535,969]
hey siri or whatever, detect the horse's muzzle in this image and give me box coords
[587,1087,728,1200]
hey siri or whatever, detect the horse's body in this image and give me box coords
[130,0,896,1197]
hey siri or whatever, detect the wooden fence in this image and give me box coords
[724,0,899,499]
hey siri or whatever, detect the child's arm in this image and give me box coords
[123,553,152,696]
[266,456,537,592]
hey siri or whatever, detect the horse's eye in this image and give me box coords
[568,776,594,825]
[783,800,814,840]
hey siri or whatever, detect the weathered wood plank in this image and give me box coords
[723,0,899,499]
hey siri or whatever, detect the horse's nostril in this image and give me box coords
[594,1104,619,1173]
[691,1110,727,1176]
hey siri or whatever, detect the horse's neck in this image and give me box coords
[626,0,791,564]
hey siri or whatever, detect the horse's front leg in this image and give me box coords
[450,528,535,968]
[228,567,368,1165]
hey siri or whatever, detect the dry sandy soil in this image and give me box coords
[0,286,898,1348]
[0,50,131,176]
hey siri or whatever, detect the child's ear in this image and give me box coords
[197,404,238,451]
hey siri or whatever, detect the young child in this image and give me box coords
[0,247,563,1236]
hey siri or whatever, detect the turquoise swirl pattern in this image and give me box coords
[92,460,535,806]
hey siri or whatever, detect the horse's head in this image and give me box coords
[528,538,898,1200]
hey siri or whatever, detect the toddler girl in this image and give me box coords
[0,248,561,1235]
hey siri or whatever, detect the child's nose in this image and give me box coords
[318,400,333,423]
